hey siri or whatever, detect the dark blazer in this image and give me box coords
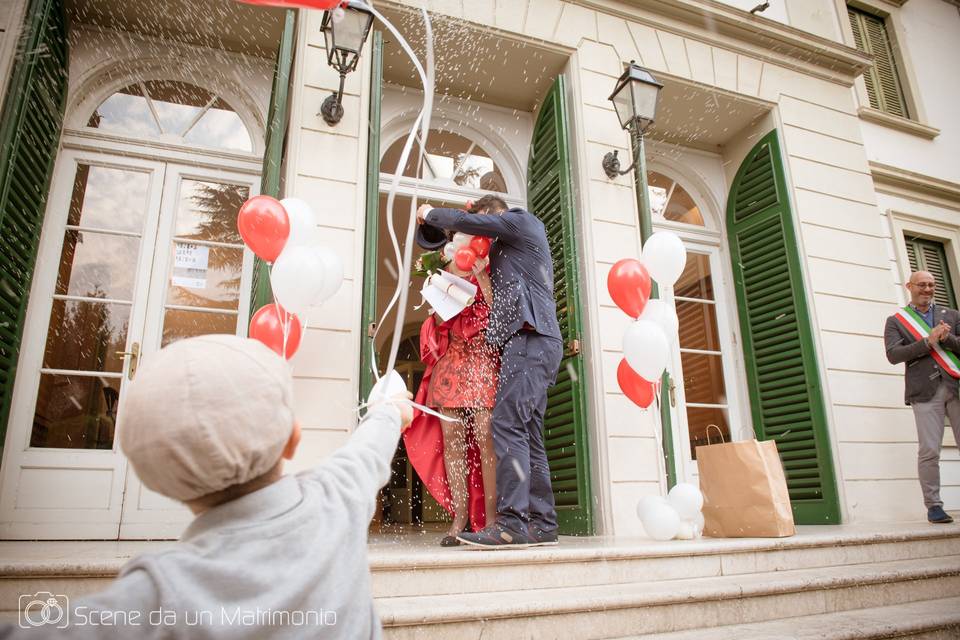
[884,304,960,405]
[424,206,562,347]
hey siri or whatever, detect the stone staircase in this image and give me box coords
[1,525,959,637]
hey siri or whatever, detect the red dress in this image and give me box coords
[403,278,500,531]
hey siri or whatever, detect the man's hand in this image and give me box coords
[930,321,951,345]
[416,204,432,225]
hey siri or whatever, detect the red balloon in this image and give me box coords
[237,195,290,263]
[469,236,492,259]
[235,0,342,9]
[249,303,302,360]
[617,359,656,408]
[455,247,478,271]
[607,258,652,318]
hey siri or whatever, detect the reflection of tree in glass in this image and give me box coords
[452,153,482,187]
[184,182,248,293]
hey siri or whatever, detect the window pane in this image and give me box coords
[167,243,244,310]
[679,352,728,405]
[161,309,237,347]
[144,80,213,136]
[184,101,252,152]
[87,84,160,136]
[55,230,142,301]
[664,185,704,226]
[66,164,151,233]
[686,406,730,460]
[674,253,714,300]
[379,129,508,193]
[31,374,120,449]
[43,300,130,373]
[677,301,721,351]
[173,180,247,243]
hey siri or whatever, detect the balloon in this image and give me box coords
[690,512,705,538]
[452,232,473,249]
[607,258,652,318]
[249,303,302,359]
[279,197,318,250]
[668,482,704,519]
[469,236,491,258]
[235,0,342,10]
[617,359,656,408]
[237,195,290,263]
[642,231,687,287]
[270,246,326,315]
[641,502,681,541]
[622,319,669,382]
[442,242,458,261]
[675,520,695,540]
[313,247,343,304]
[455,248,477,271]
[636,495,669,522]
[639,299,679,340]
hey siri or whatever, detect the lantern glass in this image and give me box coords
[322,2,374,74]
[608,62,663,131]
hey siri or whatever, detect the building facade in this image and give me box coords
[0,0,958,540]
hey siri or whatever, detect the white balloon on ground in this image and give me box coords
[442,242,458,261]
[642,231,687,287]
[675,520,695,540]
[312,247,343,304]
[622,319,669,382]
[639,299,679,340]
[641,502,681,541]
[270,246,326,316]
[636,495,669,522]
[279,197,319,250]
[452,232,473,249]
[668,482,704,519]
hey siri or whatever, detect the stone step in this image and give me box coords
[623,597,960,640]
[369,527,960,598]
[377,556,960,639]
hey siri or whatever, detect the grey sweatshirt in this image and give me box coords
[1,405,401,639]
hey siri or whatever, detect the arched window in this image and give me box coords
[380,129,508,193]
[86,80,253,152]
[648,171,704,226]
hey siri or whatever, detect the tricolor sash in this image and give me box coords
[893,306,960,379]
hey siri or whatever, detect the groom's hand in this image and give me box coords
[417,204,432,225]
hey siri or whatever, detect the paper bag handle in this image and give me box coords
[705,424,726,445]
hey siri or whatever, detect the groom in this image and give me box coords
[417,195,563,548]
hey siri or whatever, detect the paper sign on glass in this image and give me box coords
[172,243,209,289]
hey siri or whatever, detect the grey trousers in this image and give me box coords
[911,379,960,508]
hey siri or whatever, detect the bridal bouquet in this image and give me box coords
[413,250,450,278]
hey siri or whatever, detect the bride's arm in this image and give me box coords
[472,256,493,305]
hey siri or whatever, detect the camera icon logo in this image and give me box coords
[19,592,69,629]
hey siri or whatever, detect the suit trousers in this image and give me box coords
[911,378,960,508]
[492,331,563,535]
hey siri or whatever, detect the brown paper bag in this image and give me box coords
[696,436,795,538]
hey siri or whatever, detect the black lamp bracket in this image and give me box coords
[320,71,347,126]
[602,149,635,179]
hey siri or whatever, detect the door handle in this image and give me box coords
[565,339,581,356]
[668,377,676,407]
[115,341,141,381]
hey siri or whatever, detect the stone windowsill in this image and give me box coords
[858,106,940,140]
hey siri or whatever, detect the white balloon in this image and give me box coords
[622,319,669,382]
[642,231,687,286]
[442,242,458,261]
[636,495,669,522]
[271,246,326,315]
[279,197,319,250]
[452,232,473,249]
[691,512,705,538]
[668,482,704,520]
[675,520,695,540]
[641,502,681,541]
[313,247,343,304]
[639,299,679,340]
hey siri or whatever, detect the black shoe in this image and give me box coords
[457,523,532,549]
[440,535,461,547]
[928,506,954,523]
[529,526,559,547]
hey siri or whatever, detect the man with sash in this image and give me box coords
[885,270,960,524]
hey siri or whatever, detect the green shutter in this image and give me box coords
[0,0,68,445]
[251,9,297,314]
[528,76,593,535]
[727,131,841,524]
[847,6,908,118]
[905,238,957,308]
[359,31,383,403]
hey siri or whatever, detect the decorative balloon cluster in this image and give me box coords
[637,482,705,541]
[607,231,687,408]
[237,195,343,359]
[442,232,492,271]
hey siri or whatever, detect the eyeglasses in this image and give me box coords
[912,283,937,289]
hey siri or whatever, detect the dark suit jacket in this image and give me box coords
[424,206,562,347]
[884,304,960,405]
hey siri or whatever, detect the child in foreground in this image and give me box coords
[2,334,411,639]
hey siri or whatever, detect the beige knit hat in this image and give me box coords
[119,334,295,501]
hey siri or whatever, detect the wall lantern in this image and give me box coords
[602,61,663,179]
[319,0,375,126]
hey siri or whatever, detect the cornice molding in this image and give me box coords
[569,0,874,82]
[870,161,960,207]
